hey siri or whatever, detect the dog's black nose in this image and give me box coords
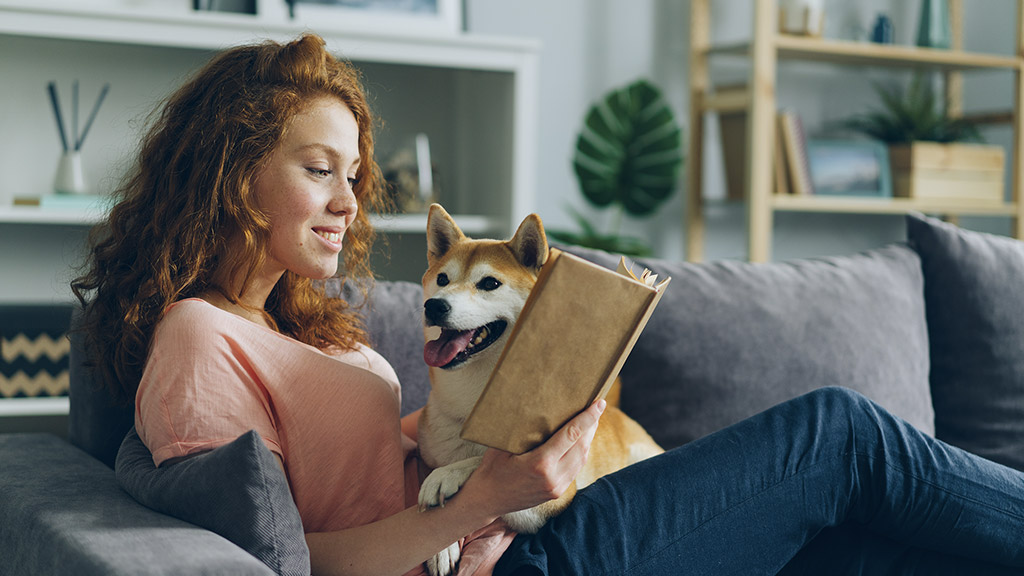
[424,298,451,325]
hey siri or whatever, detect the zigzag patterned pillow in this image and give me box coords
[0,305,74,398]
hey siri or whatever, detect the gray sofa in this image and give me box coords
[3,212,1024,575]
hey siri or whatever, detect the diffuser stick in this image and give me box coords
[76,83,109,151]
[47,81,69,153]
[72,80,79,153]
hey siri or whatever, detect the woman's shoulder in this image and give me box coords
[153,298,238,348]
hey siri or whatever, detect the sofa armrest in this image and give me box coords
[0,434,274,576]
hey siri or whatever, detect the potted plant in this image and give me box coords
[550,79,684,257]
[841,74,1004,203]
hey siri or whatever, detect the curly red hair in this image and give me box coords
[72,34,388,402]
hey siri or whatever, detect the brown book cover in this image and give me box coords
[779,110,814,195]
[459,248,670,454]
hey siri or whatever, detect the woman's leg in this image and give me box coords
[779,523,1024,575]
[494,387,1024,576]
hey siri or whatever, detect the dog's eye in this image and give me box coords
[476,276,502,291]
[437,273,449,287]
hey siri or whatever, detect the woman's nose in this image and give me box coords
[330,179,358,216]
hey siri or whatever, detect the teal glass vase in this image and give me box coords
[916,0,952,49]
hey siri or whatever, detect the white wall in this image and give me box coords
[467,0,1018,261]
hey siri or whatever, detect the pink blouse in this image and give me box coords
[135,299,512,575]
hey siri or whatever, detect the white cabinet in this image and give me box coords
[0,2,539,293]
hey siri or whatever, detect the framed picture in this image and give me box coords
[805,139,892,197]
[286,0,463,36]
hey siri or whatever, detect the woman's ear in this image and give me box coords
[508,213,549,271]
[426,204,465,265]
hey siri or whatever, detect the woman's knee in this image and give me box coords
[797,386,881,438]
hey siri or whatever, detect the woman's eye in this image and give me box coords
[347,176,360,187]
[307,167,332,178]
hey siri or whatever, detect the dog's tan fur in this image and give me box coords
[416,205,662,576]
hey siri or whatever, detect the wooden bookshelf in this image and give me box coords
[687,0,1024,262]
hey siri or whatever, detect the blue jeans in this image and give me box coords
[494,387,1024,575]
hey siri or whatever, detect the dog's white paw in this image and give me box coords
[426,542,460,576]
[418,456,483,510]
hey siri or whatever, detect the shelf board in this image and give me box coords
[369,213,497,234]
[0,206,104,225]
[709,36,1021,71]
[772,194,1018,216]
[0,396,69,417]
[0,3,539,71]
[0,206,498,234]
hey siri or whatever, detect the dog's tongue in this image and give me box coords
[424,329,475,367]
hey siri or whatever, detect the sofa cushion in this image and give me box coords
[68,307,135,469]
[333,279,429,416]
[1,433,274,576]
[906,213,1024,471]
[560,243,934,449]
[115,428,309,576]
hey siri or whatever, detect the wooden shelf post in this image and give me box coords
[746,0,778,262]
[1015,0,1024,237]
[686,0,710,262]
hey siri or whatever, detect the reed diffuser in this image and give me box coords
[47,80,109,195]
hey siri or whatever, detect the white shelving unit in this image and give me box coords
[0,206,498,235]
[0,3,539,235]
[0,2,539,418]
[0,397,69,417]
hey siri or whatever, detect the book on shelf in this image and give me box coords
[774,116,792,195]
[12,194,113,212]
[460,248,671,454]
[777,110,814,195]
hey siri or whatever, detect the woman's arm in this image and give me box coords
[306,399,606,576]
[400,407,422,442]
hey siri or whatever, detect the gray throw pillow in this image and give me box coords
[115,428,310,576]
[559,243,934,449]
[906,213,1024,471]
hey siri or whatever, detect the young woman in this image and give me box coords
[73,34,1024,576]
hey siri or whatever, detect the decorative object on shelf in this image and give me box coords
[839,74,980,144]
[805,140,892,197]
[192,0,257,14]
[715,84,748,201]
[890,141,1004,202]
[870,13,894,44]
[288,0,462,36]
[382,133,439,214]
[778,0,825,37]
[12,193,115,213]
[0,304,74,400]
[552,79,683,257]
[840,74,1001,202]
[46,80,110,195]
[916,0,952,49]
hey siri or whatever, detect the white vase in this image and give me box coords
[54,151,88,195]
[779,0,825,36]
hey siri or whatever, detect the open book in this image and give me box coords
[459,248,671,454]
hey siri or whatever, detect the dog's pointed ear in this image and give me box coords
[426,204,465,265]
[508,213,549,271]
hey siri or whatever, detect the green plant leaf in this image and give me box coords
[840,74,983,144]
[572,79,684,217]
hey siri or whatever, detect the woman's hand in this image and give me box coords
[462,398,606,518]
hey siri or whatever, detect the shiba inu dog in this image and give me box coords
[417,204,663,576]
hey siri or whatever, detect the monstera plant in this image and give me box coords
[550,79,684,257]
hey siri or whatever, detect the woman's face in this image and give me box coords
[252,97,360,283]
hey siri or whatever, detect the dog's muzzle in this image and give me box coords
[424,298,451,326]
